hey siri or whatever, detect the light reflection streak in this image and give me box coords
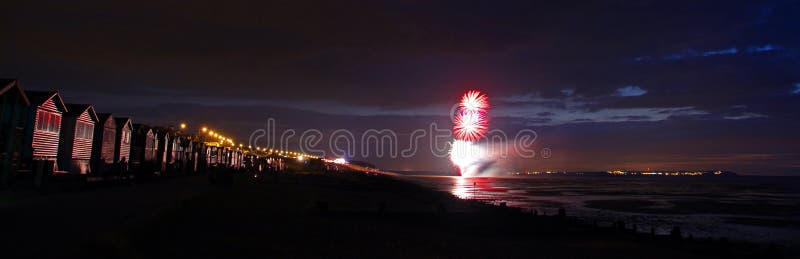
[451,176,474,199]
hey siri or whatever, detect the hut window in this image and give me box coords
[75,122,93,139]
[36,111,47,131]
[75,122,82,138]
[85,124,94,139]
[35,110,61,133]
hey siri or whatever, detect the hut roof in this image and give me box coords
[133,123,153,134]
[114,117,133,129]
[97,113,114,123]
[0,79,31,106]
[24,90,67,112]
[65,104,99,122]
[151,126,175,137]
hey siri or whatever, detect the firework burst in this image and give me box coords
[453,110,487,141]
[453,90,489,141]
[459,90,489,112]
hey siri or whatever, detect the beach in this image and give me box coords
[0,169,786,258]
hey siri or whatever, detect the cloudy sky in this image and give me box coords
[3,0,799,174]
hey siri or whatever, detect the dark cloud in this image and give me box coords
[609,115,651,121]
[537,112,554,117]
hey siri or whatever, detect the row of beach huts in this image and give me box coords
[0,79,287,188]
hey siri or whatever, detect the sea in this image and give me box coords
[400,174,800,248]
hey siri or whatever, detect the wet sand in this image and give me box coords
[0,171,784,258]
[408,174,800,250]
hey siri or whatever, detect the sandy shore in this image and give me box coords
[0,170,784,258]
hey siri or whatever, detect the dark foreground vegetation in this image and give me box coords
[0,168,787,258]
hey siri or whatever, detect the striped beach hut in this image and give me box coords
[23,91,67,171]
[114,117,133,163]
[58,104,99,174]
[170,134,183,165]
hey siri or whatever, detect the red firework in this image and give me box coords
[459,90,489,112]
[454,111,487,141]
[454,90,489,141]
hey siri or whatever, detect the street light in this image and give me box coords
[180,123,187,129]
[201,127,208,132]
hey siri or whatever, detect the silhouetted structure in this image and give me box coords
[131,124,156,165]
[670,226,683,240]
[0,79,30,187]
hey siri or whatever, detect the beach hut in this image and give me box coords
[91,113,116,173]
[153,128,170,173]
[183,136,194,173]
[23,90,68,172]
[0,79,30,187]
[58,104,99,174]
[190,140,203,173]
[131,124,156,164]
[131,123,160,178]
[114,117,133,163]
[170,135,183,165]
[152,127,191,173]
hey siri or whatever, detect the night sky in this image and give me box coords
[3,1,799,175]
